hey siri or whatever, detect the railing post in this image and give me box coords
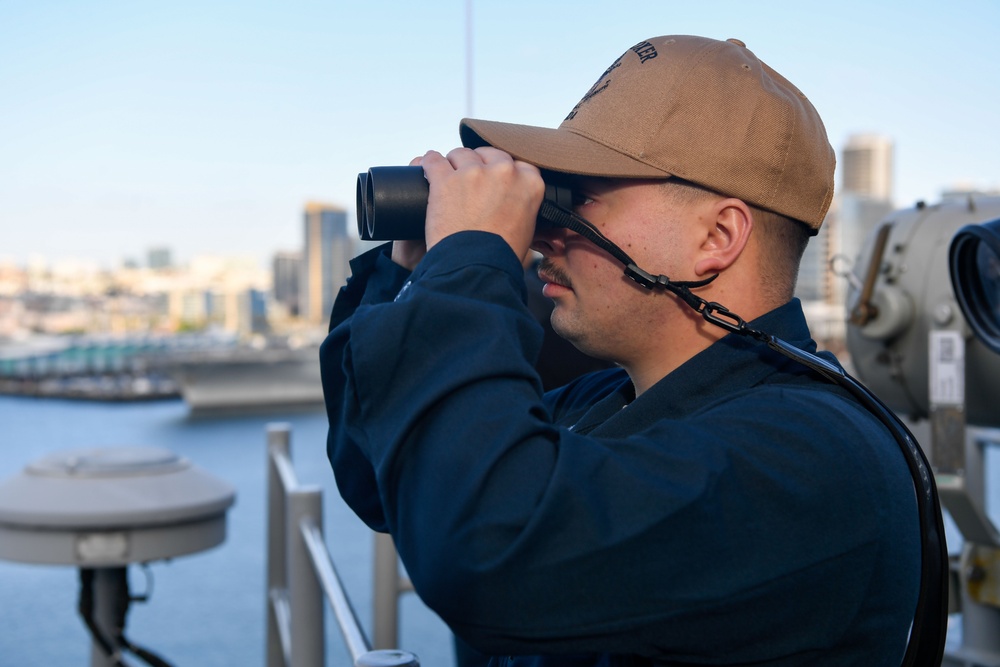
[288,487,325,667]
[267,423,292,667]
[264,421,418,667]
[268,423,292,586]
[373,532,400,649]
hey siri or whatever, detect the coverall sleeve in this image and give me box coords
[321,243,411,531]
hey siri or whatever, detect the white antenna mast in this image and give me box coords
[465,0,474,117]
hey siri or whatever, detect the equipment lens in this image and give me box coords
[949,218,1000,355]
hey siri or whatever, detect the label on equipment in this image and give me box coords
[929,330,965,407]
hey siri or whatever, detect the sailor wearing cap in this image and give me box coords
[322,35,922,667]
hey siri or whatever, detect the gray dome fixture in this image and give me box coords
[0,445,235,567]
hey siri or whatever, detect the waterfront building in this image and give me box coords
[1,250,276,338]
[272,251,302,317]
[167,287,269,336]
[244,288,269,335]
[301,202,350,325]
[162,255,269,335]
[0,260,28,297]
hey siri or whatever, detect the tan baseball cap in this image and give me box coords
[460,35,835,232]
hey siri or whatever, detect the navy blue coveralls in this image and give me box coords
[320,232,920,667]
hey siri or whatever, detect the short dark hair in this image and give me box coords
[659,178,811,304]
[747,204,811,303]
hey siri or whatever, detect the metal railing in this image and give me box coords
[373,531,418,648]
[265,422,420,667]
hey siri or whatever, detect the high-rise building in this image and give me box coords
[841,134,894,202]
[272,251,302,317]
[302,202,350,325]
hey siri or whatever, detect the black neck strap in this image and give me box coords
[538,200,719,293]
[537,200,948,667]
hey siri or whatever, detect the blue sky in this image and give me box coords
[2,0,998,267]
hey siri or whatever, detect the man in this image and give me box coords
[321,35,920,666]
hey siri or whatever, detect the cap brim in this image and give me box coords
[460,118,673,179]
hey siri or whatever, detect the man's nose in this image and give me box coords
[531,225,569,257]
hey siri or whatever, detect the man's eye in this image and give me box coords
[572,192,595,208]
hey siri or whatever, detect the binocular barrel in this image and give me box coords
[356,166,428,241]
[356,166,573,241]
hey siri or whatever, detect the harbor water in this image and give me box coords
[0,395,455,667]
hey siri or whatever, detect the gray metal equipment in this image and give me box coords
[0,445,235,667]
[845,194,1000,667]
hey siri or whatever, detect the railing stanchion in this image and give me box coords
[267,422,292,667]
[373,532,400,649]
[288,487,325,667]
[264,422,418,667]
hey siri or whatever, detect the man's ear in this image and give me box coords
[694,198,753,276]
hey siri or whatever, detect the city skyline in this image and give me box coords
[2,0,999,268]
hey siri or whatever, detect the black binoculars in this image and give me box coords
[356,166,574,241]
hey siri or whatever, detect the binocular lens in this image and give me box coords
[356,166,429,241]
[356,172,370,240]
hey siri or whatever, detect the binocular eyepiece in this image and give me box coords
[356,166,574,241]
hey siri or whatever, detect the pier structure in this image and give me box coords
[0,333,231,400]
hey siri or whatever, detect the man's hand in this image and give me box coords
[390,155,431,270]
[421,146,545,261]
